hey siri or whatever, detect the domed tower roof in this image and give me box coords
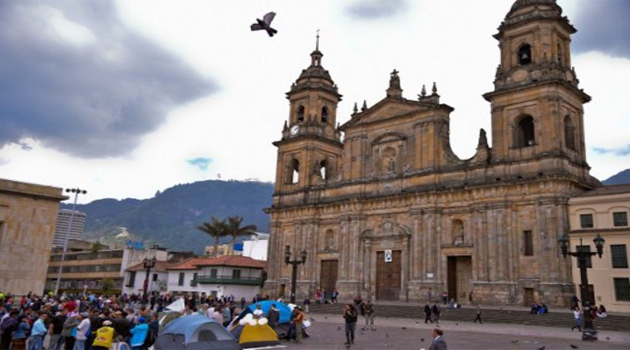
[498,0,572,36]
[288,32,340,98]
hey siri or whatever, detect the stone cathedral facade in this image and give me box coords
[265,0,600,306]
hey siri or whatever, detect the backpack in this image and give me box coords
[143,330,156,348]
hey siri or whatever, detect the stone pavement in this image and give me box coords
[280,313,630,350]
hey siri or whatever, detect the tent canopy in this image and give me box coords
[157,315,240,350]
[245,301,292,324]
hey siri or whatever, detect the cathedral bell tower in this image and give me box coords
[483,0,591,179]
[272,34,343,199]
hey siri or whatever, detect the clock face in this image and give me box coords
[290,125,299,135]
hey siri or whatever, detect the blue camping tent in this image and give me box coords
[156,314,240,350]
[246,301,292,324]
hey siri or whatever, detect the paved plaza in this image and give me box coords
[282,313,630,350]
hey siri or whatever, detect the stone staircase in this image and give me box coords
[308,303,630,332]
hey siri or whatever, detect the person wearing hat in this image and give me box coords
[129,317,149,350]
[92,321,115,350]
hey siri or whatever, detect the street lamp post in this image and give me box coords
[54,188,87,295]
[558,233,605,341]
[142,257,157,300]
[284,245,307,304]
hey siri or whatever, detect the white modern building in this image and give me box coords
[166,256,266,299]
[52,209,86,247]
[242,234,269,261]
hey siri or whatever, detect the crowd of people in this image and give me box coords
[0,291,271,350]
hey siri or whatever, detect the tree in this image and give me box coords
[225,216,257,254]
[100,278,115,293]
[197,217,228,257]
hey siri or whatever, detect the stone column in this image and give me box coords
[364,240,372,298]
[401,235,410,301]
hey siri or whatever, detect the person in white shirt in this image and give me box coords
[74,312,91,350]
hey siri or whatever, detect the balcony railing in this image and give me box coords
[195,276,262,286]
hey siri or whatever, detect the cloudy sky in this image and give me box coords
[1,0,629,203]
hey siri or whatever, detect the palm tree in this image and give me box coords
[197,217,228,257]
[225,216,257,254]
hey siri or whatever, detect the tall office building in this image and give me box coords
[53,209,87,247]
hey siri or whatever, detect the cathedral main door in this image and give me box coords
[320,260,338,295]
[447,256,472,303]
[376,250,401,300]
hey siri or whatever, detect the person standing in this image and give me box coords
[91,321,115,350]
[10,315,29,350]
[49,309,68,350]
[0,310,19,350]
[428,328,447,350]
[268,304,280,331]
[571,307,582,332]
[61,312,78,350]
[73,312,91,350]
[473,303,482,324]
[293,307,304,344]
[441,291,448,305]
[129,317,149,350]
[331,290,338,304]
[424,303,433,324]
[363,300,375,330]
[431,302,441,324]
[29,312,48,350]
[303,298,311,313]
[343,304,358,347]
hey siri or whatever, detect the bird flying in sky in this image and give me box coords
[250,12,277,37]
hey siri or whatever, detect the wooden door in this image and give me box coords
[376,250,401,300]
[320,260,338,295]
[447,257,457,302]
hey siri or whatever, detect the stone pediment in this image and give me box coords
[341,98,429,130]
[360,220,411,241]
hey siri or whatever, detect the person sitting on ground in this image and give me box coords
[530,303,539,314]
[253,304,264,319]
[597,304,608,318]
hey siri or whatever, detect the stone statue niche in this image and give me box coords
[453,220,464,246]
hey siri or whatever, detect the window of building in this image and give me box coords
[152,273,158,281]
[193,272,198,282]
[611,244,628,269]
[178,272,185,286]
[580,214,594,228]
[288,158,300,184]
[210,269,218,278]
[127,271,136,287]
[297,106,305,123]
[613,212,628,227]
[576,245,592,268]
[613,278,630,302]
[564,116,576,150]
[515,116,535,148]
[232,269,241,280]
[318,159,329,180]
[524,230,534,256]
[321,107,329,123]
[518,44,532,65]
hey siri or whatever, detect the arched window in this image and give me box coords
[297,106,305,123]
[325,229,334,250]
[453,220,464,246]
[288,158,300,184]
[518,44,532,65]
[319,159,329,180]
[321,107,329,123]
[515,115,535,148]
[564,115,576,150]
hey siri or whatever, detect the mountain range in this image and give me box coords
[63,180,274,254]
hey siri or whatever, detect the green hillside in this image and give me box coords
[63,180,274,253]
